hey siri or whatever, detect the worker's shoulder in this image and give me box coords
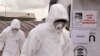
[62,29,70,38]
[19,30,25,35]
[1,26,10,33]
[29,23,47,35]
[27,23,46,40]
[63,29,70,34]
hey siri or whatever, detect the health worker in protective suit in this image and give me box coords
[21,4,73,56]
[0,19,26,56]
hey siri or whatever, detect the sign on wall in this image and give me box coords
[72,11,98,29]
[71,30,89,44]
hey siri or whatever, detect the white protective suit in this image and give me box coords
[21,4,73,56]
[0,19,26,56]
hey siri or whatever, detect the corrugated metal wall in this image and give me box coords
[0,21,43,37]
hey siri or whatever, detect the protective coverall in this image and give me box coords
[21,4,73,56]
[0,19,26,56]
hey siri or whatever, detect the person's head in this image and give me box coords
[46,4,69,30]
[10,19,21,33]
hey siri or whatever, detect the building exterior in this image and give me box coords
[0,12,36,21]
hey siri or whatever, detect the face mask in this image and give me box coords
[12,29,19,33]
[55,23,63,30]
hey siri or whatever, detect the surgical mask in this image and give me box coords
[55,23,63,30]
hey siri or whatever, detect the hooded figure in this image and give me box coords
[21,4,73,56]
[0,19,26,56]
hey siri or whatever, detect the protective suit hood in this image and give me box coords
[46,4,68,25]
[46,4,69,32]
[10,19,20,29]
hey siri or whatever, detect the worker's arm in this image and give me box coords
[63,38,73,56]
[0,30,6,51]
[19,31,26,53]
[63,29,73,56]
